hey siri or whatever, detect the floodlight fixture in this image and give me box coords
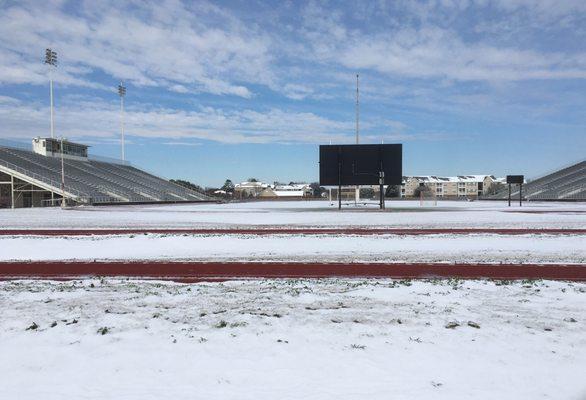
[44,48,58,138]
[45,48,58,66]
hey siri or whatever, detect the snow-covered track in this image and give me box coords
[1,261,585,281]
[1,228,585,236]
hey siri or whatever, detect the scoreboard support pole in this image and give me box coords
[338,147,342,211]
[519,183,523,207]
[379,171,385,210]
[508,183,511,207]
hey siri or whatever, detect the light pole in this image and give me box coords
[45,49,58,139]
[60,136,66,208]
[355,73,360,205]
[118,82,126,161]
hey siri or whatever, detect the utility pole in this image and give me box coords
[355,73,360,205]
[44,49,58,139]
[118,82,127,161]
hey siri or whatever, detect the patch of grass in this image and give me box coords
[26,322,39,331]
[467,321,481,329]
[97,327,110,335]
[350,344,366,350]
[494,280,513,286]
[215,320,228,328]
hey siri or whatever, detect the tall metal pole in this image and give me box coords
[11,175,14,209]
[355,73,360,205]
[118,83,126,161]
[356,74,359,145]
[519,183,523,207]
[45,49,58,139]
[49,71,54,139]
[60,136,66,208]
[338,146,342,211]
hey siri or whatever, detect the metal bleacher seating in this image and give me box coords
[488,160,586,201]
[0,145,211,204]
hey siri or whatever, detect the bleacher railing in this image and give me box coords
[0,157,89,201]
[88,154,131,166]
[486,183,586,200]
[2,141,211,203]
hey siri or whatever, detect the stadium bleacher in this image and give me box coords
[0,144,211,206]
[488,160,586,201]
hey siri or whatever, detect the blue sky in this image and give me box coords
[0,0,585,187]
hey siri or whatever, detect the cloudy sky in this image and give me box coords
[1,0,585,186]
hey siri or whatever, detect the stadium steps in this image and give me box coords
[97,162,200,200]
[0,148,89,200]
[65,160,161,201]
[0,145,212,205]
[89,162,171,201]
[488,160,586,200]
[2,147,132,201]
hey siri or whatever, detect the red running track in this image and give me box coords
[1,261,585,282]
[0,228,585,236]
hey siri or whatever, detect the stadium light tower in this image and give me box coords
[355,73,360,204]
[60,136,66,208]
[118,82,127,161]
[44,48,58,139]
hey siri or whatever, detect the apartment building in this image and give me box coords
[402,175,499,199]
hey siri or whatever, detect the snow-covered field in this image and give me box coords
[1,200,584,264]
[2,201,584,399]
[1,233,585,264]
[1,279,585,400]
[1,200,586,229]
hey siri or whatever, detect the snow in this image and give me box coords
[1,233,585,263]
[0,279,584,400]
[1,200,586,229]
[1,200,584,399]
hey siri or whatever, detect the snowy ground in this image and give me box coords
[1,200,586,229]
[0,279,585,400]
[1,233,585,264]
[1,200,584,264]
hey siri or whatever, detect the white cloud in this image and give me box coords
[293,2,586,83]
[0,0,585,147]
[0,0,273,97]
[0,96,362,144]
[282,83,314,100]
[168,85,189,94]
[161,141,202,146]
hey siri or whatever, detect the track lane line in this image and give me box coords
[1,261,585,281]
